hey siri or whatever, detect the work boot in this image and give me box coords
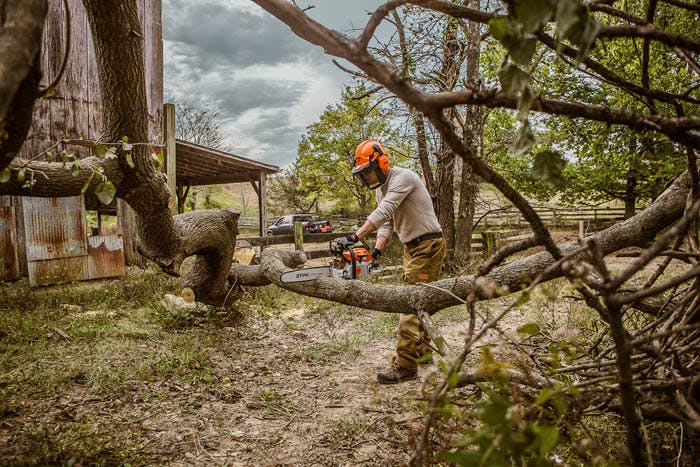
[377,361,417,384]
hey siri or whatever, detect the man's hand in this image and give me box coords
[370,248,381,259]
[346,233,359,243]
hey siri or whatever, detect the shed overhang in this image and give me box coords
[175,140,279,186]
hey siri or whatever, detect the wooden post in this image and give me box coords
[176,185,186,214]
[579,220,585,240]
[117,199,144,266]
[294,221,304,251]
[258,171,267,237]
[482,231,499,257]
[163,103,177,214]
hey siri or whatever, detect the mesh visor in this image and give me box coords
[352,161,384,189]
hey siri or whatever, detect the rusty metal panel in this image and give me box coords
[23,196,88,261]
[86,234,125,279]
[27,256,89,286]
[0,207,20,281]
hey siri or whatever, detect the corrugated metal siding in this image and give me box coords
[23,196,88,261]
[28,256,88,286]
[22,196,125,286]
[26,235,125,286]
[87,235,125,279]
[0,207,20,281]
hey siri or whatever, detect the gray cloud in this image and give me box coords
[163,0,319,70]
[162,0,387,167]
[210,79,308,118]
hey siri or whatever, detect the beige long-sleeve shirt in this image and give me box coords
[367,167,442,244]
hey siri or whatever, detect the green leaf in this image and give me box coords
[91,143,109,158]
[509,38,537,66]
[516,322,540,336]
[125,152,135,168]
[498,63,529,93]
[0,168,11,183]
[514,0,555,33]
[95,181,116,205]
[439,450,484,466]
[533,150,566,187]
[535,387,555,406]
[533,425,559,457]
[512,120,534,157]
[16,168,25,184]
[517,85,534,121]
[515,292,530,306]
[551,394,567,414]
[575,18,602,63]
[488,17,511,42]
[447,371,459,388]
[121,141,134,152]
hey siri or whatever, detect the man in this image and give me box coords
[345,139,445,384]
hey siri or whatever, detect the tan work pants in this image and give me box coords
[395,238,445,370]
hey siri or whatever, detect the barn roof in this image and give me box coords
[175,139,279,186]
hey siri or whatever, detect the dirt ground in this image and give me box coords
[1,230,674,466]
[0,272,485,466]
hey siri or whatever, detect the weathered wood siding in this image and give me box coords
[13,0,163,270]
[0,207,20,281]
[19,0,163,158]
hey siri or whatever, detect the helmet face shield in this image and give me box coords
[352,160,387,189]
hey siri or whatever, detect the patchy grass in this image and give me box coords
[3,255,691,465]
[2,270,428,465]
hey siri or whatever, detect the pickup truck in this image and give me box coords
[266,214,333,236]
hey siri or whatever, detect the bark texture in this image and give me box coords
[231,171,691,314]
[0,0,47,170]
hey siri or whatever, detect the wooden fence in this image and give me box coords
[475,206,627,227]
[238,206,627,233]
[236,227,530,262]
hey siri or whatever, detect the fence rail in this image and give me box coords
[238,206,627,231]
[236,228,531,262]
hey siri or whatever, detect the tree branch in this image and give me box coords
[231,171,692,314]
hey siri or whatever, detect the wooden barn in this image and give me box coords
[0,0,278,285]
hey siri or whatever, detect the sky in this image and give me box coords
[162,0,386,168]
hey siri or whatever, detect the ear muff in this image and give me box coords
[372,143,384,160]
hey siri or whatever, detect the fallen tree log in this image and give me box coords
[230,171,691,315]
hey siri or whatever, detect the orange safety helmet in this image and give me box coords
[352,140,390,189]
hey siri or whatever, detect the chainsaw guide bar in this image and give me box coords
[280,267,332,283]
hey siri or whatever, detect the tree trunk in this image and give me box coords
[454,1,481,266]
[0,0,47,171]
[624,168,638,218]
[412,109,436,202]
[455,162,477,261]
[434,18,462,268]
[435,144,455,263]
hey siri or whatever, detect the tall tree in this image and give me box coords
[295,86,399,214]
[3,1,700,464]
[246,1,700,465]
[0,0,240,305]
[267,162,318,214]
[173,100,230,151]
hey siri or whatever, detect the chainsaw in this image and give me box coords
[280,237,383,283]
